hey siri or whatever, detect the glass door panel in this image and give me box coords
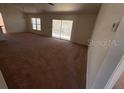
[52,20,61,38]
[61,20,73,40]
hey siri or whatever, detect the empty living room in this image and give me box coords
[1,1,124,92]
[0,3,99,89]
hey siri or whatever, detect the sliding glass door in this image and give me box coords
[52,19,73,40]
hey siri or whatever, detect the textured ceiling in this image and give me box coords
[0,3,101,14]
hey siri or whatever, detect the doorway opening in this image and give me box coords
[0,13,6,34]
[52,19,73,41]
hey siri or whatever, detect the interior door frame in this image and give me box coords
[104,55,124,89]
[0,70,8,88]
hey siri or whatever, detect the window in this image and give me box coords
[31,18,41,31]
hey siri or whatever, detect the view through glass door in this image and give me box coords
[52,19,73,40]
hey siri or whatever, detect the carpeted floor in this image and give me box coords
[0,33,87,89]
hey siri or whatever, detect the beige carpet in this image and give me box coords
[0,33,87,89]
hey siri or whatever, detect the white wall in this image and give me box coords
[27,14,97,45]
[0,5,27,33]
[87,4,124,88]
[93,16,124,88]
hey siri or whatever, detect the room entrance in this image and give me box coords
[0,12,6,34]
[52,19,73,40]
